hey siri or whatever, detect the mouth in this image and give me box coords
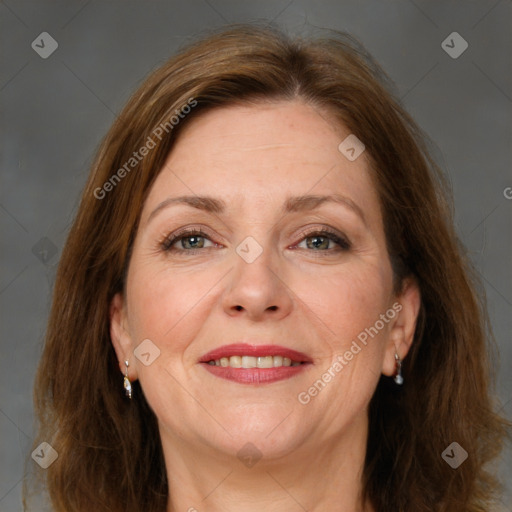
[198,343,313,384]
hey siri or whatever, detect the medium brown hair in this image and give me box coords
[27,24,509,511]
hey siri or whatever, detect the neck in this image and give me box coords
[162,414,374,512]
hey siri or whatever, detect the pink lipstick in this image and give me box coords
[199,343,312,384]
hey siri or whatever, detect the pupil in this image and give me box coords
[184,236,203,249]
[309,236,328,250]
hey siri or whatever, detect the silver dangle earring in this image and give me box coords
[123,360,132,399]
[394,352,403,385]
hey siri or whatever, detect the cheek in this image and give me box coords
[126,258,220,352]
[299,264,392,349]
[290,266,393,432]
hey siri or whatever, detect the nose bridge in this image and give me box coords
[233,233,277,296]
[222,232,292,319]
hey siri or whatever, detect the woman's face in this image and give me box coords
[111,100,416,462]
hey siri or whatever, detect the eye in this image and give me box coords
[161,228,218,252]
[159,227,351,254]
[295,228,351,252]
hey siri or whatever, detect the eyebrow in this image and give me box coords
[146,193,367,226]
[284,194,366,225]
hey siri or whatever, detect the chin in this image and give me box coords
[183,406,305,456]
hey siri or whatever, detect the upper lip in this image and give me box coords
[199,343,313,363]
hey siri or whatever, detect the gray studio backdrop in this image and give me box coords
[1,1,511,510]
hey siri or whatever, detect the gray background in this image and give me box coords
[1,1,511,510]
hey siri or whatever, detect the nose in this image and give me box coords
[221,243,293,322]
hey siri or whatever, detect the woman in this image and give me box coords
[28,24,509,511]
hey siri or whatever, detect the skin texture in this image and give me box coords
[110,100,420,512]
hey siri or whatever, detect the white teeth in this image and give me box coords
[257,356,273,368]
[207,355,303,368]
[230,355,242,368]
[273,355,283,367]
[241,356,257,368]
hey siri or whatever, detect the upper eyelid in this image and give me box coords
[160,227,213,248]
[161,226,350,250]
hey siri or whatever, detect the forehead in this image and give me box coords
[167,100,352,169]
[142,100,381,223]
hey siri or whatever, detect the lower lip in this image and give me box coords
[201,363,311,384]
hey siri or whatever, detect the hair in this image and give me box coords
[26,23,509,511]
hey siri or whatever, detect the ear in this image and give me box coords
[110,292,138,382]
[381,278,421,377]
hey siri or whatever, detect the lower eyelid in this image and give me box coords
[163,235,215,251]
[160,229,351,253]
[296,231,351,250]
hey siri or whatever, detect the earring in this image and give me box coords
[123,360,132,399]
[394,352,404,385]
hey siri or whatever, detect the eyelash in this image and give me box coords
[160,227,351,255]
[160,228,213,252]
